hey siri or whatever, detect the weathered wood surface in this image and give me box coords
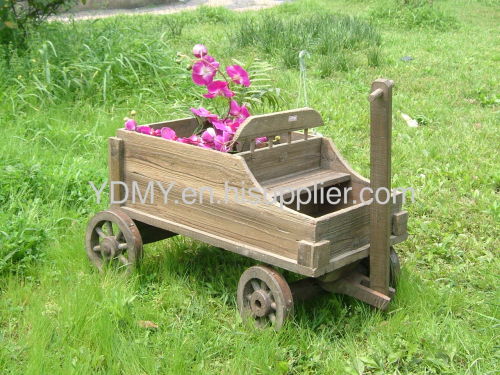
[241,137,322,181]
[369,78,394,295]
[262,169,350,199]
[109,137,124,208]
[233,108,323,143]
[117,129,316,261]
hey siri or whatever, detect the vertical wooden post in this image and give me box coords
[109,137,124,208]
[368,79,393,296]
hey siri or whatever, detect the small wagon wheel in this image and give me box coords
[361,247,401,287]
[85,209,143,273]
[237,265,293,330]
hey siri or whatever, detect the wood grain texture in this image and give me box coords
[233,108,323,143]
[241,137,322,182]
[109,137,124,208]
[261,169,350,199]
[117,129,316,260]
[392,211,408,236]
[369,78,394,295]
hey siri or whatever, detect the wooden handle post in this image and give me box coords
[369,79,394,295]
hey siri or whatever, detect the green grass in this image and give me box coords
[0,0,499,373]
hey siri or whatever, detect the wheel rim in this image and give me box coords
[237,265,293,330]
[85,209,143,273]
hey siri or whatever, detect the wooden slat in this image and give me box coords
[117,130,316,261]
[241,138,322,182]
[369,78,394,296]
[261,169,351,199]
[109,137,124,208]
[232,108,323,143]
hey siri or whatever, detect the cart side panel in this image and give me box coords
[116,130,316,261]
[314,193,407,274]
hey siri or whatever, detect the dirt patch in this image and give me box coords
[51,0,288,22]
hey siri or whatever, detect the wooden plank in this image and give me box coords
[369,78,394,295]
[241,138,322,182]
[117,129,317,260]
[109,137,124,208]
[392,211,408,236]
[320,272,392,310]
[121,206,318,277]
[315,198,404,259]
[232,108,323,143]
[297,240,330,269]
[261,169,350,199]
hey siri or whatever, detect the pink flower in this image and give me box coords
[177,135,202,145]
[192,44,208,58]
[255,137,268,145]
[214,131,233,152]
[191,107,219,121]
[203,80,234,99]
[201,127,216,144]
[124,119,137,131]
[226,65,250,87]
[229,100,251,120]
[161,127,177,140]
[137,125,152,135]
[191,56,220,86]
[152,129,161,137]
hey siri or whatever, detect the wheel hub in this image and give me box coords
[100,237,120,259]
[250,289,272,317]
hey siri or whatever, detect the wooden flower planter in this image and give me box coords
[85,79,408,329]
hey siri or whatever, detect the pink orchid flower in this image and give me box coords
[137,125,152,135]
[226,65,251,87]
[229,100,251,120]
[124,118,137,131]
[191,56,220,86]
[191,107,219,121]
[214,131,233,152]
[192,44,208,58]
[177,134,203,145]
[161,127,177,140]
[201,127,216,143]
[192,59,217,86]
[255,137,268,146]
[203,80,235,99]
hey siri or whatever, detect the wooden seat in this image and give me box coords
[260,169,351,199]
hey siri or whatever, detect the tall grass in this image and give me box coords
[370,0,459,30]
[231,13,381,71]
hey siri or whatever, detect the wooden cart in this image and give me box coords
[85,79,408,329]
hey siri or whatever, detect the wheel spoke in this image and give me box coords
[268,313,276,324]
[105,221,113,235]
[246,293,252,301]
[93,245,101,252]
[270,302,277,311]
[115,230,123,241]
[95,227,106,238]
[118,243,128,250]
[260,280,267,291]
[251,280,261,291]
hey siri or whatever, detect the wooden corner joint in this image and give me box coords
[297,240,331,269]
[392,210,408,236]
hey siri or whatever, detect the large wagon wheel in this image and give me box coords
[85,209,143,273]
[237,265,293,330]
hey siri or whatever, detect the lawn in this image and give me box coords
[0,0,498,374]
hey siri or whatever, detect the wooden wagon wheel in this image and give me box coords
[85,209,143,273]
[237,265,293,330]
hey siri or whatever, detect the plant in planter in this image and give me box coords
[123,44,266,152]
